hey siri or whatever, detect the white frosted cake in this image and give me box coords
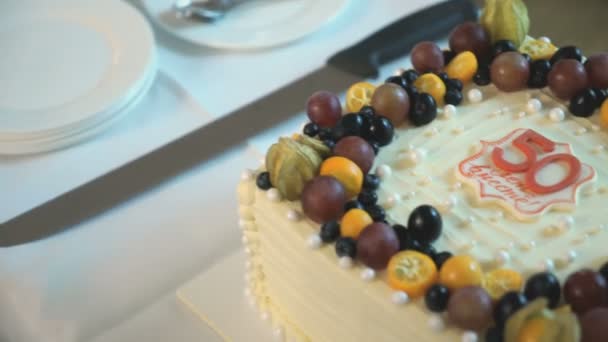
[236,2,608,341]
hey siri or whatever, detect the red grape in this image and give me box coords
[370,83,410,126]
[447,286,493,331]
[449,22,491,58]
[548,59,589,100]
[580,308,608,342]
[490,52,530,92]
[301,176,346,223]
[585,53,608,89]
[564,269,608,315]
[333,136,375,174]
[357,222,399,270]
[306,91,342,128]
[411,41,445,73]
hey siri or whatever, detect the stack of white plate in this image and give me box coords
[0,0,156,155]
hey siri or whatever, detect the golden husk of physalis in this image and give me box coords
[265,135,330,201]
[504,298,580,342]
[480,0,530,48]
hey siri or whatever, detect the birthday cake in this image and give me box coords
[237,1,608,341]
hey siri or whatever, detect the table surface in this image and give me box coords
[2,0,606,341]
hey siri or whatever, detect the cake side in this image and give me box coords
[239,176,464,341]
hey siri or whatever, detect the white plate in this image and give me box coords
[0,65,157,155]
[0,0,155,136]
[141,0,349,50]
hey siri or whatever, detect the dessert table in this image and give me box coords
[0,1,441,341]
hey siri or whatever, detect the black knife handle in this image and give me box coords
[329,0,478,79]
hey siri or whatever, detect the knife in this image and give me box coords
[0,0,477,246]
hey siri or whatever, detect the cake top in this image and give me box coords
[251,0,608,340]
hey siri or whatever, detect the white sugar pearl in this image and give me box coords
[391,291,410,305]
[384,193,401,209]
[418,176,433,186]
[450,182,462,191]
[338,256,354,269]
[307,234,322,249]
[425,127,439,137]
[539,36,552,44]
[593,145,605,154]
[241,169,254,181]
[462,331,478,342]
[515,111,526,119]
[591,124,601,132]
[442,104,457,119]
[489,210,504,222]
[394,67,406,76]
[406,150,420,164]
[566,250,578,262]
[538,258,555,272]
[558,216,575,230]
[361,268,376,281]
[267,188,282,202]
[575,127,588,135]
[286,209,301,222]
[428,314,446,332]
[260,311,270,321]
[548,107,565,122]
[526,98,543,113]
[495,250,511,265]
[460,216,475,228]
[403,191,416,200]
[452,126,465,134]
[376,164,392,179]
[273,327,285,341]
[439,195,457,213]
[467,89,483,103]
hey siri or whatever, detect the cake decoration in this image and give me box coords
[265,135,329,200]
[579,308,608,342]
[345,81,375,113]
[300,175,346,223]
[339,208,373,239]
[425,283,451,312]
[360,267,376,281]
[480,0,529,48]
[319,221,340,242]
[391,290,410,305]
[503,298,579,342]
[387,250,438,298]
[448,286,494,331]
[356,222,400,270]
[428,314,447,332]
[457,128,596,220]
[563,269,608,315]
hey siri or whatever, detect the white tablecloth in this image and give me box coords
[0,0,443,340]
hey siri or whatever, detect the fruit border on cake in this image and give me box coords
[252,1,608,341]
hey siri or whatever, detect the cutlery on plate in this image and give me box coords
[173,0,250,22]
[0,0,477,246]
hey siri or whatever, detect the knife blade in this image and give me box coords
[0,0,477,246]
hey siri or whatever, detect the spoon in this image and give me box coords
[173,0,250,22]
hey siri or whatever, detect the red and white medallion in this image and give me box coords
[457,128,596,220]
